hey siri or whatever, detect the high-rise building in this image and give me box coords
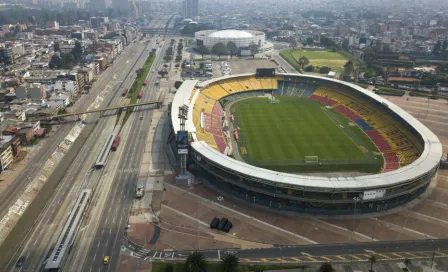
[182,0,198,19]
[90,0,106,10]
[112,0,128,13]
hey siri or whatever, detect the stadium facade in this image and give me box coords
[194,30,274,55]
[168,73,443,216]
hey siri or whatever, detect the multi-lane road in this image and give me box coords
[147,238,448,264]
[3,36,164,271]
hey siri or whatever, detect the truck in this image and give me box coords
[122,89,128,96]
[143,80,148,86]
[135,186,144,198]
[111,136,120,151]
[138,89,143,99]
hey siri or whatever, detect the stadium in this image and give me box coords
[168,71,443,215]
[194,29,274,55]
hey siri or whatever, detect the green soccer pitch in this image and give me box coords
[231,96,383,173]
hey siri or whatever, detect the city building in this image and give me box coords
[0,136,13,172]
[48,21,60,30]
[90,17,109,29]
[182,0,198,19]
[0,45,14,64]
[195,29,274,55]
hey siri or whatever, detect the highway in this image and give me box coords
[75,37,171,272]
[4,37,154,271]
[147,238,448,264]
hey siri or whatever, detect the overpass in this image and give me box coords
[140,28,178,35]
[45,100,162,121]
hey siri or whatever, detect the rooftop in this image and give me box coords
[208,30,254,38]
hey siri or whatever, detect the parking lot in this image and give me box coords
[212,59,278,78]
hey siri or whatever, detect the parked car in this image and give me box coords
[210,217,220,229]
[218,218,228,230]
[223,221,233,233]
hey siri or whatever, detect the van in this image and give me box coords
[210,217,220,229]
[218,218,228,230]
[223,221,233,233]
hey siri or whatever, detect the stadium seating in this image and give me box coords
[192,76,423,172]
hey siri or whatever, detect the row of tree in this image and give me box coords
[176,252,412,272]
[432,40,448,57]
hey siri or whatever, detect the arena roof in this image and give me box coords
[208,30,254,38]
[173,73,443,191]
[170,80,198,133]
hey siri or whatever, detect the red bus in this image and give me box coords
[138,89,143,99]
[111,136,121,151]
[143,80,148,86]
[231,115,234,122]
[234,131,239,141]
[122,89,128,96]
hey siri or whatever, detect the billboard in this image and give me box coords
[177,131,189,149]
[255,68,276,78]
[363,189,386,200]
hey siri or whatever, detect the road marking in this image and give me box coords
[305,256,318,262]
[350,255,363,260]
[391,253,403,258]
[153,252,158,257]
[301,252,312,256]
[167,184,318,244]
[403,252,418,257]
[321,256,332,261]
[364,249,376,254]
[261,258,269,262]
[335,255,347,261]
[93,253,96,261]
[376,253,391,259]
[291,257,302,262]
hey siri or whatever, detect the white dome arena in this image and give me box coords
[195,29,272,54]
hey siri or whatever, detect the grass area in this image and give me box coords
[280,49,349,74]
[152,262,309,272]
[122,52,156,125]
[375,88,405,96]
[231,97,382,173]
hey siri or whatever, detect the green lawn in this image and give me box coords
[280,49,349,74]
[231,97,382,173]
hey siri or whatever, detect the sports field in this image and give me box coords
[280,49,349,74]
[231,97,383,173]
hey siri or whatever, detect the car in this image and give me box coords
[103,256,110,265]
[16,256,25,267]
[218,218,228,230]
[223,221,233,233]
[210,217,220,229]
[140,116,143,120]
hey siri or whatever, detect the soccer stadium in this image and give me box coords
[168,71,443,215]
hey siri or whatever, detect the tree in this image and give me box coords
[404,258,411,271]
[319,66,331,74]
[71,42,83,61]
[304,65,314,72]
[49,54,63,69]
[220,254,239,272]
[226,41,238,58]
[211,42,228,59]
[164,263,174,272]
[53,42,60,52]
[306,37,313,46]
[344,60,354,75]
[442,40,448,57]
[298,264,309,271]
[368,255,377,272]
[196,45,210,58]
[290,39,299,50]
[319,262,335,272]
[185,251,207,272]
[248,42,259,56]
[363,47,376,63]
[383,43,391,52]
[297,56,309,70]
[433,40,442,56]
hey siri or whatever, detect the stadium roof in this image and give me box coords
[180,73,443,191]
[170,80,198,133]
[208,30,254,38]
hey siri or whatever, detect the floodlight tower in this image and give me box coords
[176,105,195,185]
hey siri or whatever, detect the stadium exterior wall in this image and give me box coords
[169,74,443,215]
[195,30,266,52]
